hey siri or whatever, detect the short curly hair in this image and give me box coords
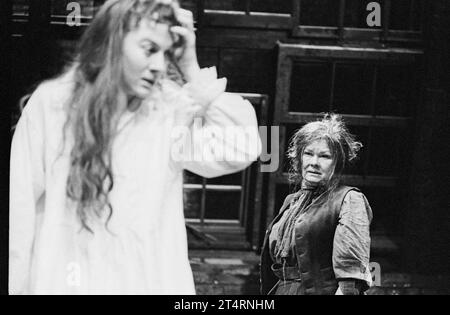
[287,113,362,188]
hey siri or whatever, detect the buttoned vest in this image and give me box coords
[260,186,359,295]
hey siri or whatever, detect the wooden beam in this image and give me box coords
[197,28,289,49]
[184,184,243,192]
[382,0,392,42]
[278,42,424,61]
[338,0,346,41]
[275,174,399,188]
[293,26,422,44]
[280,113,413,128]
[202,10,293,30]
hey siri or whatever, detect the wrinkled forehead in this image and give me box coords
[304,139,332,152]
[126,19,175,51]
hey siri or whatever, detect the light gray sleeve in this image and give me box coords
[332,190,373,288]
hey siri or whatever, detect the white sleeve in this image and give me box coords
[174,67,261,178]
[9,89,46,295]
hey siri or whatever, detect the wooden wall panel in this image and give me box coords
[218,48,275,94]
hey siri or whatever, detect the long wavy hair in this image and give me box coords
[287,113,363,196]
[63,0,182,232]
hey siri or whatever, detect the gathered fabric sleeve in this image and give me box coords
[9,87,46,295]
[172,67,261,178]
[332,190,373,291]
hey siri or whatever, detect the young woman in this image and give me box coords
[10,0,260,295]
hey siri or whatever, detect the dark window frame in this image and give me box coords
[12,0,425,45]
[292,0,424,44]
[198,0,296,30]
[184,93,269,250]
[266,42,423,223]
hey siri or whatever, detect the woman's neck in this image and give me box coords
[301,180,320,190]
[126,96,142,113]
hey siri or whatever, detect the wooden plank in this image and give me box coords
[197,28,289,49]
[200,178,206,224]
[293,25,338,39]
[275,173,398,188]
[280,113,413,128]
[186,219,242,226]
[383,0,392,42]
[264,125,288,226]
[274,47,293,122]
[250,95,270,250]
[202,10,293,30]
[291,0,300,32]
[184,184,243,192]
[387,30,423,43]
[238,165,248,225]
[188,240,251,250]
[293,25,422,44]
[50,15,92,26]
[278,42,424,61]
[338,0,346,41]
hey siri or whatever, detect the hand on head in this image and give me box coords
[169,8,200,82]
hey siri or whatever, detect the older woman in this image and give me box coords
[10,0,259,295]
[260,114,373,295]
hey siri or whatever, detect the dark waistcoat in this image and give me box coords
[260,185,359,295]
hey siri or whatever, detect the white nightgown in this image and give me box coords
[9,67,261,295]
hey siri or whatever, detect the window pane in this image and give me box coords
[368,127,406,176]
[51,0,95,18]
[375,65,415,117]
[332,63,374,115]
[363,186,401,234]
[289,62,332,113]
[390,0,423,31]
[184,189,202,219]
[344,0,384,29]
[220,49,273,93]
[299,0,339,26]
[204,0,247,11]
[208,173,243,185]
[197,47,219,69]
[184,170,203,184]
[205,191,241,220]
[250,0,292,14]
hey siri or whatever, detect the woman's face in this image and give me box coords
[121,19,174,99]
[301,139,335,184]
